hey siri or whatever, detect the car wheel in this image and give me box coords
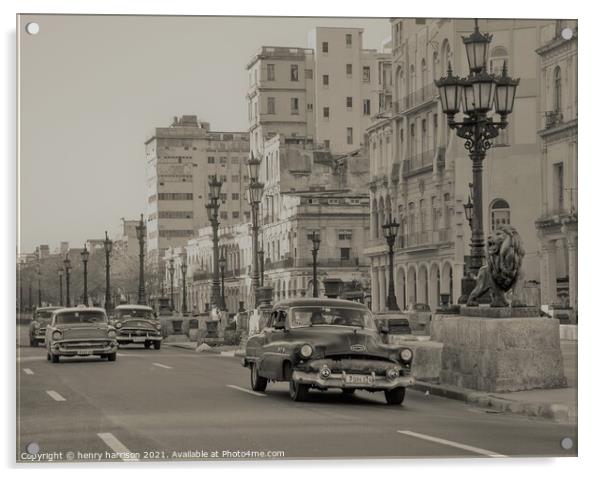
[289,379,309,402]
[51,354,60,363]
[384,387,406,405]
[107,353,117,362]
[153,341,161,350]
[144,342,151,349]
[250,362,268,392]
[342,388,355,395]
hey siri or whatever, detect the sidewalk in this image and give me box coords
[165,341,239,357]
[414,339,577,424]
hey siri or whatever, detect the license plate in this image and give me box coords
[133,337,146,342]
[344,374,374,385]
[77,350,92,356]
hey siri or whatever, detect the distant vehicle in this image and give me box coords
[375,316,412,335]
[29,306,62,347]
[405,303,431,312]
[45,307,118,363]
[243,298,415,404]
[111,304,162,349]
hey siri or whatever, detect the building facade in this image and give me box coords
[535,21,578,311]
[366,18,556,313]
[145,115,251,273]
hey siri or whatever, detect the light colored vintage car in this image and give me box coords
[29,306,62,347]
[45,307,118,363]
[111,304,162,349]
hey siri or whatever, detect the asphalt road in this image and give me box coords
[16,339,577,462]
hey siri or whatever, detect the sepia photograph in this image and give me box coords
[14,8,579,465]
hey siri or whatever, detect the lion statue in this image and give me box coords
[467,225,526,307]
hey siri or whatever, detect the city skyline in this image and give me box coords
[18,14,390,252]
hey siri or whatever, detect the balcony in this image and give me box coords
[395,83,437,114]
[535,207,578,229]
[264,257,368,270]
[398,228,453,252]
[402,150,435,178]
[544,110,563,129]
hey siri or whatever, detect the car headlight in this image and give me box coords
[155,323,162,330]
[33,321,40,329]
[115,322,122,329]
[386,368,400,381]
[400,348,413,362]
[299,344,313,359]
[52,330,62,340]
[108,329,116,338]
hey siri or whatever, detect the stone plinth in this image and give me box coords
[431,314,566,392]
[387,336,443,382]
[460,306,540,318]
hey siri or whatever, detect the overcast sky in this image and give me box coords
[18,14,390,252]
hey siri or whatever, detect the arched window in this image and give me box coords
[490,199,511,232]
[432,51,439,82]
[410,64,415,93]
[554,66,562,112]
[421,58,427,90]
[489,46,508,75]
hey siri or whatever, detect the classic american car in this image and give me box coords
[243,298,415,404]
[110,304,162,349]
[45,307,118,362]
[29,306,61,347]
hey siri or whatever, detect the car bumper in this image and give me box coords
[292,370,415,391]
[116,335,162,344]
[50,341,118,357]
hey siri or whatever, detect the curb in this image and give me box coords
[412,381,576,424]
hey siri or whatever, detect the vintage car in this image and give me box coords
[45,307,118,362]
[243,298,415,404]
[111,304,162,349]
[29,306,62,347]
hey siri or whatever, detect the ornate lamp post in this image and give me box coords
[463,182,474,231]
[135,214,147,305]
[36,264,42,307]
[258,247,265,287]
[58,268,64,306]
[246,152,265,307]
[219,254,226,310]
[169,257,175,311]
[382,215,400,311]
[435,19,519,280]
[81,244,90,306]
[181,260,188,314]
[63,254,71,307]
[310,231,321,298]
[103,231,113,312]
[205,176,223,309]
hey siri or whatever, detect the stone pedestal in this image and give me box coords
[431,314,566,392]
[387,336,443,382]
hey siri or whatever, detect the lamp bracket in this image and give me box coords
[447,114,507,154]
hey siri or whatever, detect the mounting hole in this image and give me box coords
[561,28,573,40]
[26,442,40,455]
[25,22,40,35]
[560,437,574,450]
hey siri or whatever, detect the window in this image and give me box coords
[208,156,215,164]
[363,99,371,115]
[347,127,353,145]
[489,46,508,76]
[322,74,329,86]
[323,107,330,119]
[220,193,227,202]
[267,64,275,81]
[346,33,352,46]
[232,175,239,183]
[305,69,313,79]
[346,64,353,77]
[553,162,565,211]
[338,230,353,240]
[232,211,240,219]
[220,174,227,182]
[220,157,227,164]
[324,139,330,149]
[363,66,370,82]
[232,193,240,200]
[267,97,275,114]
[340,247,351,260]
[490,199,511,231]
[433,113,438,148]
[220,211,228,220]
[346,96,353,109]
[307,103,313,111]
[290,64,299,81]
[291,97,299,114]
[322,41,328,53]
[554,66,562,112]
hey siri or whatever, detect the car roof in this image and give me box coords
[273,298,369,310]
[114,304,153,311]
[35,307,62,311]
[53,306,107,314]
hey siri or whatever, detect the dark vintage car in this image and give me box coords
[29,306,62,346]
[111,304,162,349]
[45,307,118,362]
[243,298,415,404]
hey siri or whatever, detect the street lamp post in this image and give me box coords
[258,248,265,287]
[463,182,474,231]
[219,254,226,311]
[36,264,42,307]
[246,152,265,307]
[81,244,90,306]
[382,215,400,311]
[136,214,147,305]
[169,257,175,311]
[310,231,321,298]
[435,19,519,281]
[63,254,71,307]
[181,260,188,314]
[103,231,113,312]
[205,176,223,310]
[58,268,64,306]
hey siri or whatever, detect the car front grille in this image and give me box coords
[60,340,111,349]
[62,328,108,340]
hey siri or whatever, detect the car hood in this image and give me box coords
[116,318,158,329]
[53,324,111,339]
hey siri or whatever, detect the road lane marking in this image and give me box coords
[23,368,34,375]
[397,430,507,458]
[152,362,172,369]
[97,433,139,462]
[46,390,66,402]
[17,356,46,362]
[227,384,266,397]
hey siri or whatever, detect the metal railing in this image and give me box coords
[395,83,437,113]
[402,150,435,176]
[398,228,452,249]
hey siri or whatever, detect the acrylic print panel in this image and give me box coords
[16,14,578,463]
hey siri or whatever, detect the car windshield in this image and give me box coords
[114,308,154,320]
[35,310,55,320]
[55,311,107,325]
[289,306,376,329]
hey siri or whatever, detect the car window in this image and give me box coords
[115,308,154,319]
[35,310,54,320]
[289,306,375,329]
[55,311,107,325]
